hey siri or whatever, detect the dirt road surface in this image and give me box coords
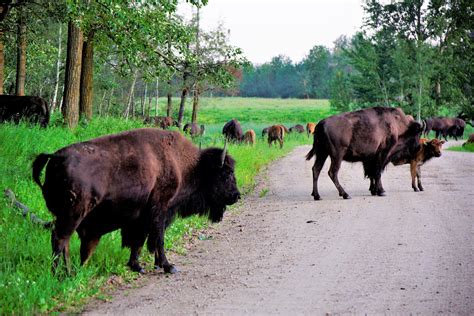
[84,144,473,315]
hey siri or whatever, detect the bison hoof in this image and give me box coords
[419,187,424,191]
[164,265,179,274]
[377,191,386,197]
[413,187,419,192]
[312,194,321,201]
[342,193,351,199]
[128,263,145,274]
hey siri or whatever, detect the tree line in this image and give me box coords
[0,0,245,128]
[238,0,473,119]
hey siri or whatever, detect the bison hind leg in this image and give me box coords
[122,226,147,274]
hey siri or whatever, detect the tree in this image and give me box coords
[62,20,83,128]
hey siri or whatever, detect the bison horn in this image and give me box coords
[420,119,426,132]
[221,139,227,167]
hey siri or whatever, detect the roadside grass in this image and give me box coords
[0,97,325,314]
[447,143,474,153]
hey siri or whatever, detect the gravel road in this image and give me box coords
[84,143,473,315]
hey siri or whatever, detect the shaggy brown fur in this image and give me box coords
[306,107,422,200]
[289,124,305,133]
[393,138,444,191]
[243,129,256,145]
[222,119,243,143]
[32,128,240,274]
[268,125,285,148]
[306,122,316,137]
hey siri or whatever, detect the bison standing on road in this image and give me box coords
[0,95,50,127]
[32,129,240,274]
[223,119,243,143]
[268,125,285,148]
[306,107,423,200]
[392,138,445,192]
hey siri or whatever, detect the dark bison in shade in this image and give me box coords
[32,128,240,274]
[306,107,423,200]
[183,122,205,137]
[222,118,243,143]
[0,95,50,127]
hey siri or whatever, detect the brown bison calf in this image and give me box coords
[392,138,445,192]
[268,125,285,148]
[306,122,316,137]
[32,129,240,275]
[243,129,256,145]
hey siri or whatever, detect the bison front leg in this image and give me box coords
[416,165,424,191]
[154,217,178,274]
[410,161,419,192]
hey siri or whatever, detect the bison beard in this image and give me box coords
[32,129,240,275]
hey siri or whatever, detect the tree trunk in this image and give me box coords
[141,82,147,116]
[0,30,4,95]
[177,71,189,128]
[15,7,26,96]
[62,21,84,128]
[51,24,62,112]
[105,87,114,116]
[79,30,94,121]
[0,4,9,95]
[124,70,138,119]
[191,83,200,124]
[98,89,106,116]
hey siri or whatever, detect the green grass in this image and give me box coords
[447,142,474,152]
[0,97,328,314]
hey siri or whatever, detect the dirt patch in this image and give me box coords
[84,143,473,314]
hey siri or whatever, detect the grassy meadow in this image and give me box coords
[0,97,332,313]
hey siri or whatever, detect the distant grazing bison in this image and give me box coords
[0,95,50,127]
[32,128,240,274]
[222,119,243,143]
[268,125,285,148]
[183,122,205,137]
[306,107,423,199]
[289,124,305,133]
[261,127,269,138]
[463,133,474,147]
[392,138,444,192]
[243,129,256,145]
[306,122,316,137]
[143,116,175,129]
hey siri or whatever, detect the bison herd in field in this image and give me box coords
[1,95,473,275]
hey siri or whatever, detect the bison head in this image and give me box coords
[425,139,445,158]
[198,147,241,223]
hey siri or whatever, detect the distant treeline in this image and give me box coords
[237,1,473,120]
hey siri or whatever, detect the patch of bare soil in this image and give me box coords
[84,142,473,315]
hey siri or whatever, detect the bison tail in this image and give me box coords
[305,146,316,161]
[32,153,52,189]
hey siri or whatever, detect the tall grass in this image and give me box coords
[0,97,328,313]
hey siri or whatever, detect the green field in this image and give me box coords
[0,97,331,314]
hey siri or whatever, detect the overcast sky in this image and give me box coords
[179,0,365,64]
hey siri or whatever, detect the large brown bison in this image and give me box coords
[0,95,50,127]
[267,125,285,148]
[222,119,243,143]
[392,138,444,192]
[183,122,205,137]
[426,117,465,141]
[32,128,240,274]
[306,107,423,200]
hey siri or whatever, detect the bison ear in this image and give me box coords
[440,140,446,145]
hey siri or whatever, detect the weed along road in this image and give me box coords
[85,144,474,314]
